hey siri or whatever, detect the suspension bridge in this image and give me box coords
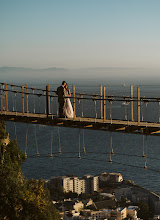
[1,82,160,171]
[0,82,160,136]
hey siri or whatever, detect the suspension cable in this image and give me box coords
[144,135,148,169]
[34,124,39,156]
[25,124,28,158]
[58,127,61,154]
[50,127,53,157]
[78,129,81,159]
[82,129,86,153]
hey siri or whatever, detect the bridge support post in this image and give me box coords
[130,85,133,121]
[5,84,8,111]
[1,84,3,113]
[26,84,28,113]
[100,85,103,119]
[46,86,49,117]
[137,86,140,125]
[73,85,76,119]
[22,86,25,115]
[48,84,51,115]
[103,86,106,120]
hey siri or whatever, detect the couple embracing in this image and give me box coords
[56,81,74,118]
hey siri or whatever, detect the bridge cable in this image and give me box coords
[93,94,98,122]
[37,93,42,116]
[141,100,144,122]
[43,90,46,114]
[82,129,86,154]
[51,96,54,119]
[25,124,28,158]
[2,84,6,111]
[11,85,15,111]
[32,88,36,113]
[58,127,61,154]
[144,135,148,169]
[78,129,81,159]
[14,122,17,141]
[109,132,113,163]
[34,124,39,156]
[142,131,145,158]
[158,101,160,123]
[50,127,53,157]
[56,96,59,116]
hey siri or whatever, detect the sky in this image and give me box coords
[1,0,160,70]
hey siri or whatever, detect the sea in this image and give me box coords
[4,79,160,194]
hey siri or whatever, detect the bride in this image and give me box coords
[63,83,74,118]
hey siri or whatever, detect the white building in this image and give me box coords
[99,172,123,183]
[49,175,99,195]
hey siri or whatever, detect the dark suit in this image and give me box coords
[56,85,65,117]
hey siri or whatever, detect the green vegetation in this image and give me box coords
[0,121,60,220]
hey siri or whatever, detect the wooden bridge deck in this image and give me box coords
[1,111,160,136]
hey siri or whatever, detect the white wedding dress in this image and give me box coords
[63,96,74,118]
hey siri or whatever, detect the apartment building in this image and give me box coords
[49,175,99,195]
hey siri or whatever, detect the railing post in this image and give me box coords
[5,84,8,111]
[100,85,103,119]
[137,86,140,125]
[73,85,76,119]
[22,86,25,115]
[26,84,28,113]
[130,85,133,121]
[48,84,51,115]
[1,84,3,113]
[46,86,49,117]
[103,86,106,120]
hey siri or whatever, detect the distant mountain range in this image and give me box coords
[0,66,159,85]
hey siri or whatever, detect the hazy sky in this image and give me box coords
[1,0,160,69]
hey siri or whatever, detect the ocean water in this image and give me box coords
[5,81,160,194]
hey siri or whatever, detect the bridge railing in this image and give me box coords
[1,82,160,124]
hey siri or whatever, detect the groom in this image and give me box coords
[56,81,66,117]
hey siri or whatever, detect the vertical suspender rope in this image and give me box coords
[56,95,59,116]
[43,90,47,114]
[25,124,28,158]
[34,124,39,156]
[78,129,81,159]
[32,88,36,113]
[158,101,160,123]
[11,85,15,111]
[14,122,17,141]
[141,100,144,122]
[50,127,53,157]
[38,94,42,117]
[109,132,113,163]
[51,96,54,119]
[14,91,18,116]
[142,130,145,158]
[144,135,148,169]
[58,127,61,154]
[83,129,86,154]
[2,84,5,111]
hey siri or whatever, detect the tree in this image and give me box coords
[137,201,150,220]
[0,121,60,220]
